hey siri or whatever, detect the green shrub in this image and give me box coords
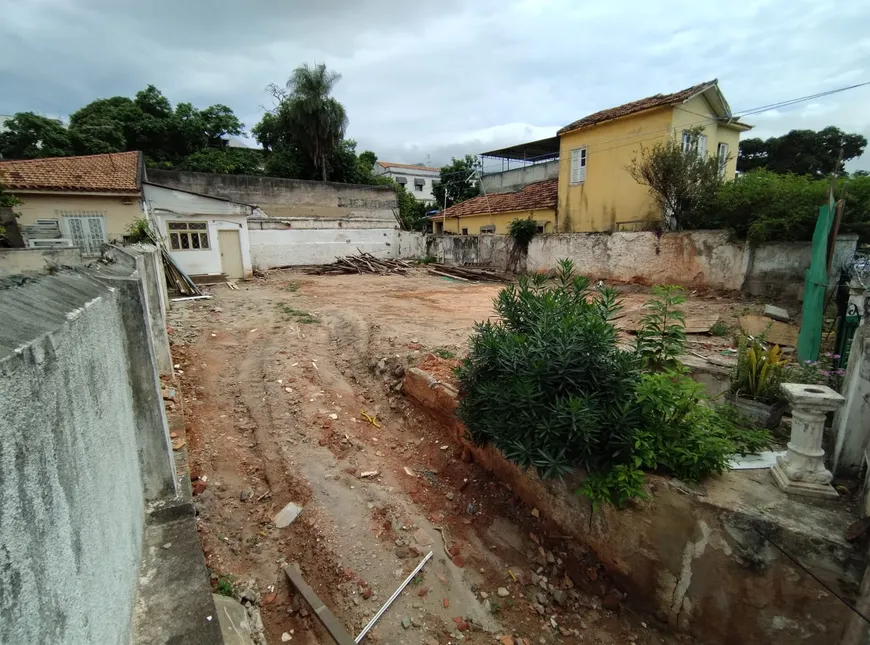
[457,261,772,508]
[508,217,538,249]
[125,217,154,244]
[635,285,687,370]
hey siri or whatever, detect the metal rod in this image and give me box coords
[354,551,433,643]
[170,295,213,302]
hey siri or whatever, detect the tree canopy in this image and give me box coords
[737,126,866,176]
[0,85,248,170]
[257,64,349,182]
[432,155,482,208]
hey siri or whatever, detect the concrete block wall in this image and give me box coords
[146,169,398,222]
[0,248,177,645]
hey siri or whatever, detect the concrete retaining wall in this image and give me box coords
[0,249,177,645]
[404,367,862,644]
[427,231,859,297]
[146,169,398,222]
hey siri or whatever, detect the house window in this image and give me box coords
[435,221,444,234]
[717,142,729,177]
[570,147,587,184]
[480,225,496,234]
[414,178,425,192]
[395,176,408,186]
[681,131,708,157]
[58,211,107,257]
[461,227,469,235]
[536,224,546,234]
[168,221,210,251]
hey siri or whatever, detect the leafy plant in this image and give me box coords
[626,126,724,230]
[635,285,687,370]
[433,347,455,359]
[508,217,539,250]
[125,217,154,244]
[788,352,847,392]
[215,574,236,597]
[709,320,729,337]
[730,336,789,403]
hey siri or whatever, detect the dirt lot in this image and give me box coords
[167,270,752,645]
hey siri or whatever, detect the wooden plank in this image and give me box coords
[739,314,800,347]
[282,563,356,645]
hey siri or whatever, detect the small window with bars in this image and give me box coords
[168,221,210,250]
[480,224,496,234]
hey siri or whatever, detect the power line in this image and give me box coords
[435,80,870,181]
[751,525,870,626]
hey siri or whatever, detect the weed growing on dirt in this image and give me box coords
[489,600,502,614]
[277,303,319,324]
[409,572,425,586]
[709,319,729,336]
[215,574,236,597]
[635,285,687,370]
[433,347,455,359]
[457,259,772,508]
[284,282,299,292]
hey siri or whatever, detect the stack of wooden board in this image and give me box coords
[305,253,413,275]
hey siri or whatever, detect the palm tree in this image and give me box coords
[281,63,348,181]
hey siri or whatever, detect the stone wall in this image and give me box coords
[403,367,862,644]
[0,251,176,645]
[427,231,859,297]
[146,169,398,222]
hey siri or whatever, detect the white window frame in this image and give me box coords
[58,210,107,257]
[681,131,708,157]
[570,147,587,184]
[168,221,211,251]
[717,142,729,177]
[479,224,496,234]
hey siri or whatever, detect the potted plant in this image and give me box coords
[729,336,789,428]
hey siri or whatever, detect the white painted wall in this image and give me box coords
[481,160,560,194]
[374,164,439,203]
[144,183,254,277]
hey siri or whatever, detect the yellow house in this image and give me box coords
[556,79,751,232]
[430,178,557,235]
[0,151,143,255]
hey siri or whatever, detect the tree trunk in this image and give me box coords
[321,154,327,182]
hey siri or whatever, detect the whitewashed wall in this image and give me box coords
[248,218,426,268]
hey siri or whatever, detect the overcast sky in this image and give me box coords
[1,0,869,171]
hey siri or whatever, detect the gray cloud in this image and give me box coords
[1,0,869,169]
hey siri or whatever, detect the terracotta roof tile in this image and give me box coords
[433,179,557,220]
[557,80,717,136]
[0,151,141,193]
[377,161,440,173]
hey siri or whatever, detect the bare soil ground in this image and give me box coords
[167,271,750,645]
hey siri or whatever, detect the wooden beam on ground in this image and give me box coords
[282,563,356,645]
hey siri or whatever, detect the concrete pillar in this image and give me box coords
[832,325,870,477]
[771,383,845,499]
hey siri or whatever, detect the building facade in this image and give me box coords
[374,161,440,203]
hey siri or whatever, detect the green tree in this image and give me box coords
[271,63,349,181]
[394,184,430,230]
[0,113,74,159]
[178,148,264,175]
[432,155,481,208]
[626,128,723,230]
[737,126,866,176]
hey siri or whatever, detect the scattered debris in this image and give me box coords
[361,410,381,428]
[763,304,791,322]
[426,263,511,282]
[739,315,799,347]
[403,466,416,477]
[305,253,413,276]
[497,587,510,597]
[360,471,379,478]
[273,502,303,528]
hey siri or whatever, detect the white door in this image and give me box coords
[62,213,107,256]
[218,229,244,279]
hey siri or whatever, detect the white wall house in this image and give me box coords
[143,182,254,279]
[374,161,440,203]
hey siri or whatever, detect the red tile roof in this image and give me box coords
[433,179,557,220]
[377,161,440,173]
[558,80,718,136]
[0,151,141,193]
